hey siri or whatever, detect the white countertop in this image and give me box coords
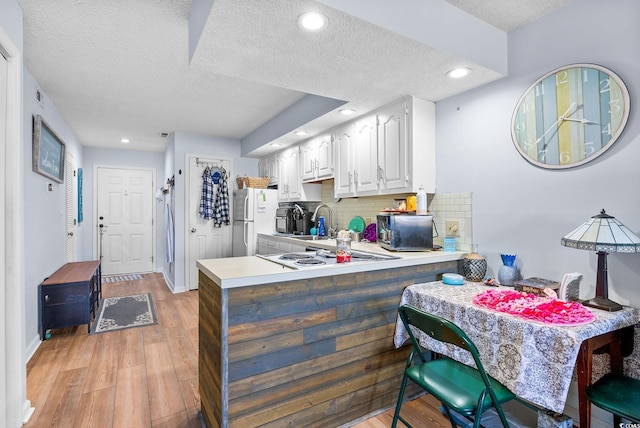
[197,234,465,289]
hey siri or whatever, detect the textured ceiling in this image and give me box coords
[19,0,575,155]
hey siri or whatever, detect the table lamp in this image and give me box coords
[561,209,640,311]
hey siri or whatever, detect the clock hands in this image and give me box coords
[537,102,577,147]
[560,117,599,125]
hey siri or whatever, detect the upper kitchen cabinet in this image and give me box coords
[334,96,435,198]
[277,147,321,202]
[300,133,333,183]
[258,153,279,186]
[334,116,378,198]
[379,96,435,194]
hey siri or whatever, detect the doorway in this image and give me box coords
[185,155,232,290]
[1,28,34,425]
[65,152,76,262]
[96,166,155,275]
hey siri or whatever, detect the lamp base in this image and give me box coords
[582,297,623,312]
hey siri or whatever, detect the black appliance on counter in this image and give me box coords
[293,210,313,235]
[275,207,295,234]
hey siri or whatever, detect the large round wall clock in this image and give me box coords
[511,63,630,169]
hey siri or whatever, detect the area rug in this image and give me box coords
[91,293,157,334]
[102,274,144,283]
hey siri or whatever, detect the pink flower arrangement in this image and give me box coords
[472,289,595,325]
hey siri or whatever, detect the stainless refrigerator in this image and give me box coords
[232,188,278,256]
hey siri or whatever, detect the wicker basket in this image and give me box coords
[236,176,270,189]
[244,176,270,189]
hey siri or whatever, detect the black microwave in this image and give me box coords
[376,214,433,251]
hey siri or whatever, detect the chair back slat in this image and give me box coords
[399,304,497,397]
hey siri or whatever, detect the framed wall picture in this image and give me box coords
[32,115,66,182]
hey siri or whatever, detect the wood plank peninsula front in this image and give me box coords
[197,246,462,427]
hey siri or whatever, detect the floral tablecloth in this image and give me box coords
[393,281,640,413]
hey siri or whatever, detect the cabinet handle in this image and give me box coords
[44,295,49,303]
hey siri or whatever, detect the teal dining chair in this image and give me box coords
[392,304,515,428]
[586,372,640,424]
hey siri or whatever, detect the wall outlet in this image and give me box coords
[446,220,460,237]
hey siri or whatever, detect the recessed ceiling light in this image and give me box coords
[339,108,355,116]
[295,131,307,136]
[120,138,130,143]
[271,143,281,147]
[447,68,471,79]
[297,12,328,32]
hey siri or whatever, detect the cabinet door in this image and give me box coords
[277,152,289,200]
[334,124,355,197]
[286,149,302,200]
[267,154,279,185]
[353,115,379,193]
[300,141,317,182]
[258,158,268,178]
[378,101,408,191]
[315,134,333,180]
[278,148,302,201]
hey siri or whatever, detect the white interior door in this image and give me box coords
[186,156,232,290]
[97,167,154,275]
[65,152,76,261]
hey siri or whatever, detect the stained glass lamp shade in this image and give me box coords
[561,209,640,311]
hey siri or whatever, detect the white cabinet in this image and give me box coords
[333,96,435,197]
[334,114,380,197]
[334,123,355,197]
[259,154,279,186]
[257,236,279,255]
[353,114,379,194]
[393,96,436,194]
[301,133,333,182]
[257,235,308,255]
[277,148,321,202]
[277,148,300,200]
[377,100,408,192]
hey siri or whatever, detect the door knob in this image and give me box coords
[191,228,197,233]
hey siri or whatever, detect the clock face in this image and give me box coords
[511,64,630,169]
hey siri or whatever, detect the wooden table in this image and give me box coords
[394,281,639,428]
[39,260,101,339]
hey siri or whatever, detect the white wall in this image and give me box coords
[22,68,85,357]
[162,134,176,288]
[170,131,258,291]
[81,146,165,272]
[436,0,640,310]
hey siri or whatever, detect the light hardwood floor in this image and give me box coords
[25,273,449,427]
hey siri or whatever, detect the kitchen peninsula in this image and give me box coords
[197,239,463,427]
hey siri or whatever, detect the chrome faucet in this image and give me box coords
[311,204,334,237]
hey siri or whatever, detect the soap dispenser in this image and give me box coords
[318,216,326,237]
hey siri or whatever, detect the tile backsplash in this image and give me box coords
[429,192,473,252]
[301,181,473,252]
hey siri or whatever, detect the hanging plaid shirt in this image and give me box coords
[199,167,215,220]
[213,169,230,227]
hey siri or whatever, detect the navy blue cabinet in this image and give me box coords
[39,261,101,340]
